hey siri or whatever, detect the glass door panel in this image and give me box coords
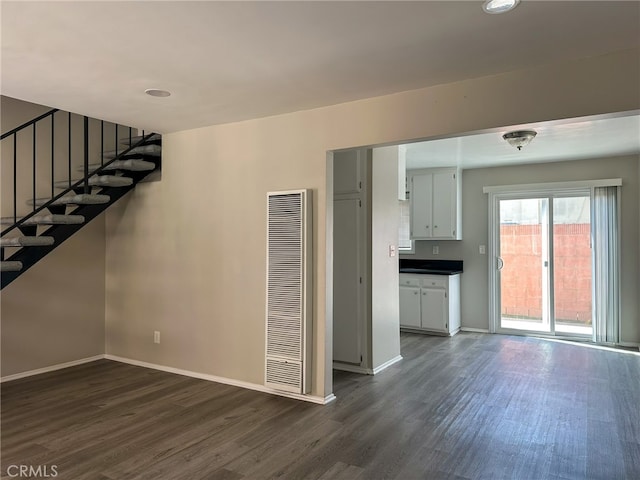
[553,196,593,336]
[499,198,550,332]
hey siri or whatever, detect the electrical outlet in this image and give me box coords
[154,331,160,344]
[479,245,486,255]
[432,245,439,255]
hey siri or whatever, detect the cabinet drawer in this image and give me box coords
[399,276,421,287]
[420,276,447,288]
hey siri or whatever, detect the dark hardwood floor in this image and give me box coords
[2,332,639,479]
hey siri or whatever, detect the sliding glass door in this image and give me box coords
[495,192,592,337]
[552,196,592,335]
[498,197,550,332]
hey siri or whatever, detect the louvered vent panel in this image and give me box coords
[265,190,312,394]
[266,358,302,389]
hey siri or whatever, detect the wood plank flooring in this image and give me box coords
[2,332,639,479]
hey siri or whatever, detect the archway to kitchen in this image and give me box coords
[326,111,638,397]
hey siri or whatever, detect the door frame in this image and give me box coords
[487,181,597,337]
[331,148,371,372]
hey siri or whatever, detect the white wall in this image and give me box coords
[1,96,51,131]
[407,155,639,343]
[1,218,106,377]
[103,48,640,397]
[371,147,401,369]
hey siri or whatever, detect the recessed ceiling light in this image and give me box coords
[483,0,520,14]
[145,88,171,98]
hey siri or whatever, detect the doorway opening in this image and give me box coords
[496,193,592,337]
[488,181,621,343]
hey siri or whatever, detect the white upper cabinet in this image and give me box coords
[410,172,433,238]
[409,168,461,240]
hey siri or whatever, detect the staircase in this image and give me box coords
[0,110,161,289]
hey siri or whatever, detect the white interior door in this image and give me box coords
[333,198,362,364]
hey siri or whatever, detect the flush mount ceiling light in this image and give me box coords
[483,0,520,14]
[145,88,171,98]
[502,130,537,150]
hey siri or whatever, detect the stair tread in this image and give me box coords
[0,236,55,247]
[119,133,161,146]
[104,144,161,158]
[54,176,133,188]
[82,159,156,172]
[28,194,110,207]
[0,261,23,272]
[0,214,85,225]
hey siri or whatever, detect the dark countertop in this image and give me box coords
[399,259,463,275]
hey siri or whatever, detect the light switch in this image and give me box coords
[479,245,486,255]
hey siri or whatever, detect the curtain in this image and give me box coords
[592,186,620,344]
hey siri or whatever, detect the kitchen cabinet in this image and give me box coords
[399,285,421,328]
[399,273,461,335]
[409,168,461,240]
[421,287,447,331]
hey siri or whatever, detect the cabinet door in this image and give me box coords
[432,171,456,239]
[420,287,447,331]
[334,149,362,196]
[399,286,421,328]
[410,173,433,239]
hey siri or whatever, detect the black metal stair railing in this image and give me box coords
[1,107,160,289]
[2,108,60,226]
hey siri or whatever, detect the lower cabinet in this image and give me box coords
[399,285,421,328]
[399,273,461,335]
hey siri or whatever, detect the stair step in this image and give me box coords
[81,159,156,172]
[0,236,54,247]
[55,176,133,188]
[120,133,161,146]
[104,144,161,158]
[28,194,110,207]
[0,261,23,272]
[0,214,85,226]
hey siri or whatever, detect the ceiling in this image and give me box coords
[403,111,640,170]
[2,1,639,135]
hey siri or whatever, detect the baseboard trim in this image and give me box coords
[0,355,105,383]
[323,393,337,404]
[333,355,403,376]
[618,341,640,350]
[104,354,332,405]
[372,355,403,374]
[333,362,374,375]
[460,327,490,333]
